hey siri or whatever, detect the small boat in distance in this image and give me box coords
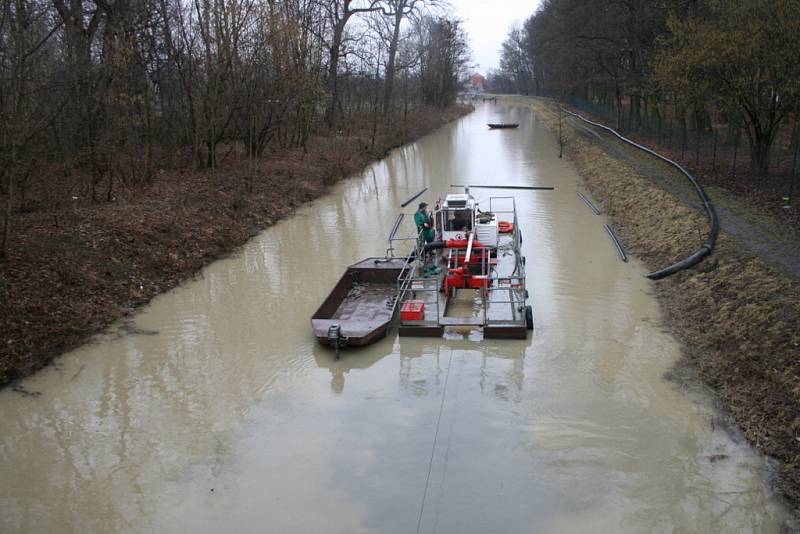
[487,123,519,129]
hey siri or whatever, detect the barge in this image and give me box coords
[311,185,550,356]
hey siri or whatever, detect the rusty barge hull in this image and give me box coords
[310,257,409,346]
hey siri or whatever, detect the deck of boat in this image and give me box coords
[398,232,528,339]
[311,257,409,345]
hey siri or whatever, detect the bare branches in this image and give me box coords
[0,0,466,257]
[494,0,800,181]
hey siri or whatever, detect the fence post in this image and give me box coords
[658,115,663,145]
[712,131,718,171]
[788,130,799,205]
[731,128,740,178]
[668,119,673,150]
[695,129,701,164]
[628,104,632,131]
[681,124,686,159]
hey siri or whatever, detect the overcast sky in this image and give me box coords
[452,0,541,74]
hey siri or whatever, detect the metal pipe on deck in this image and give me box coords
[464,232,475,266]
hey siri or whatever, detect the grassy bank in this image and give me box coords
[509,96,800,512]
[0,104,472,387]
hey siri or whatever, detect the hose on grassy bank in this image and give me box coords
[604,224,628,263]
[562,108,719,280]
[577,191,601,215]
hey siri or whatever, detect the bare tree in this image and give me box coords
[1,0,60,257]
[317,0,382,126]
[0,0,466,258]
[375,0,438,114]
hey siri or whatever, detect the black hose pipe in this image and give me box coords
[563,109,719,280]
[401,187,428,208]
[423,241,447,252]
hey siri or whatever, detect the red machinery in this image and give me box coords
[442,234,493,296]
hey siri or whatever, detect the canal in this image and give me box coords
[0,103,790,532]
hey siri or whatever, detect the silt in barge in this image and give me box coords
[310,257,409,349]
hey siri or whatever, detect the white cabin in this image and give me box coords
[437,193,498,247]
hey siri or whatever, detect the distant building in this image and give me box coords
[465,73,485,95]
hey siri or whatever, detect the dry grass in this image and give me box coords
[515,96,800,512]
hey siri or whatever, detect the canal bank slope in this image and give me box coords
[511,96,800,512]
[0,105,472,388]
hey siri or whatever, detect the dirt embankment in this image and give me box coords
[0,105,472,387]
[512,96,800,513]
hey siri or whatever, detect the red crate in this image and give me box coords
[400,300,425,321]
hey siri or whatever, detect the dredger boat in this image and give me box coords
[311,184,552,356]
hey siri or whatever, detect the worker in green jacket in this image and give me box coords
[415,202,435,246]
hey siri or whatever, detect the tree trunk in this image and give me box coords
[326,22,345,127]
[1,169,11,260]
[747,125,776,179]
[382,10,403,114]
[145,95,154,183]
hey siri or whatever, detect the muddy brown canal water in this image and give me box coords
[0,103,793,533]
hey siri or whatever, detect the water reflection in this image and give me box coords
[313,337,394,395]
[312,333,528,402]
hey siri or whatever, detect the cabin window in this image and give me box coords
[445,209,473,231]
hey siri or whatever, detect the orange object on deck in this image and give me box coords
[444,238,485,249]
[400,300,425,321]
[498,221,514,233]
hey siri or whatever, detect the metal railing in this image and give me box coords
[386,213,422,258]
[390,195,529,329]
[395,242,441,326]
[484,275,526,325]
[483,196,526,325]
[392,221,443,325]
